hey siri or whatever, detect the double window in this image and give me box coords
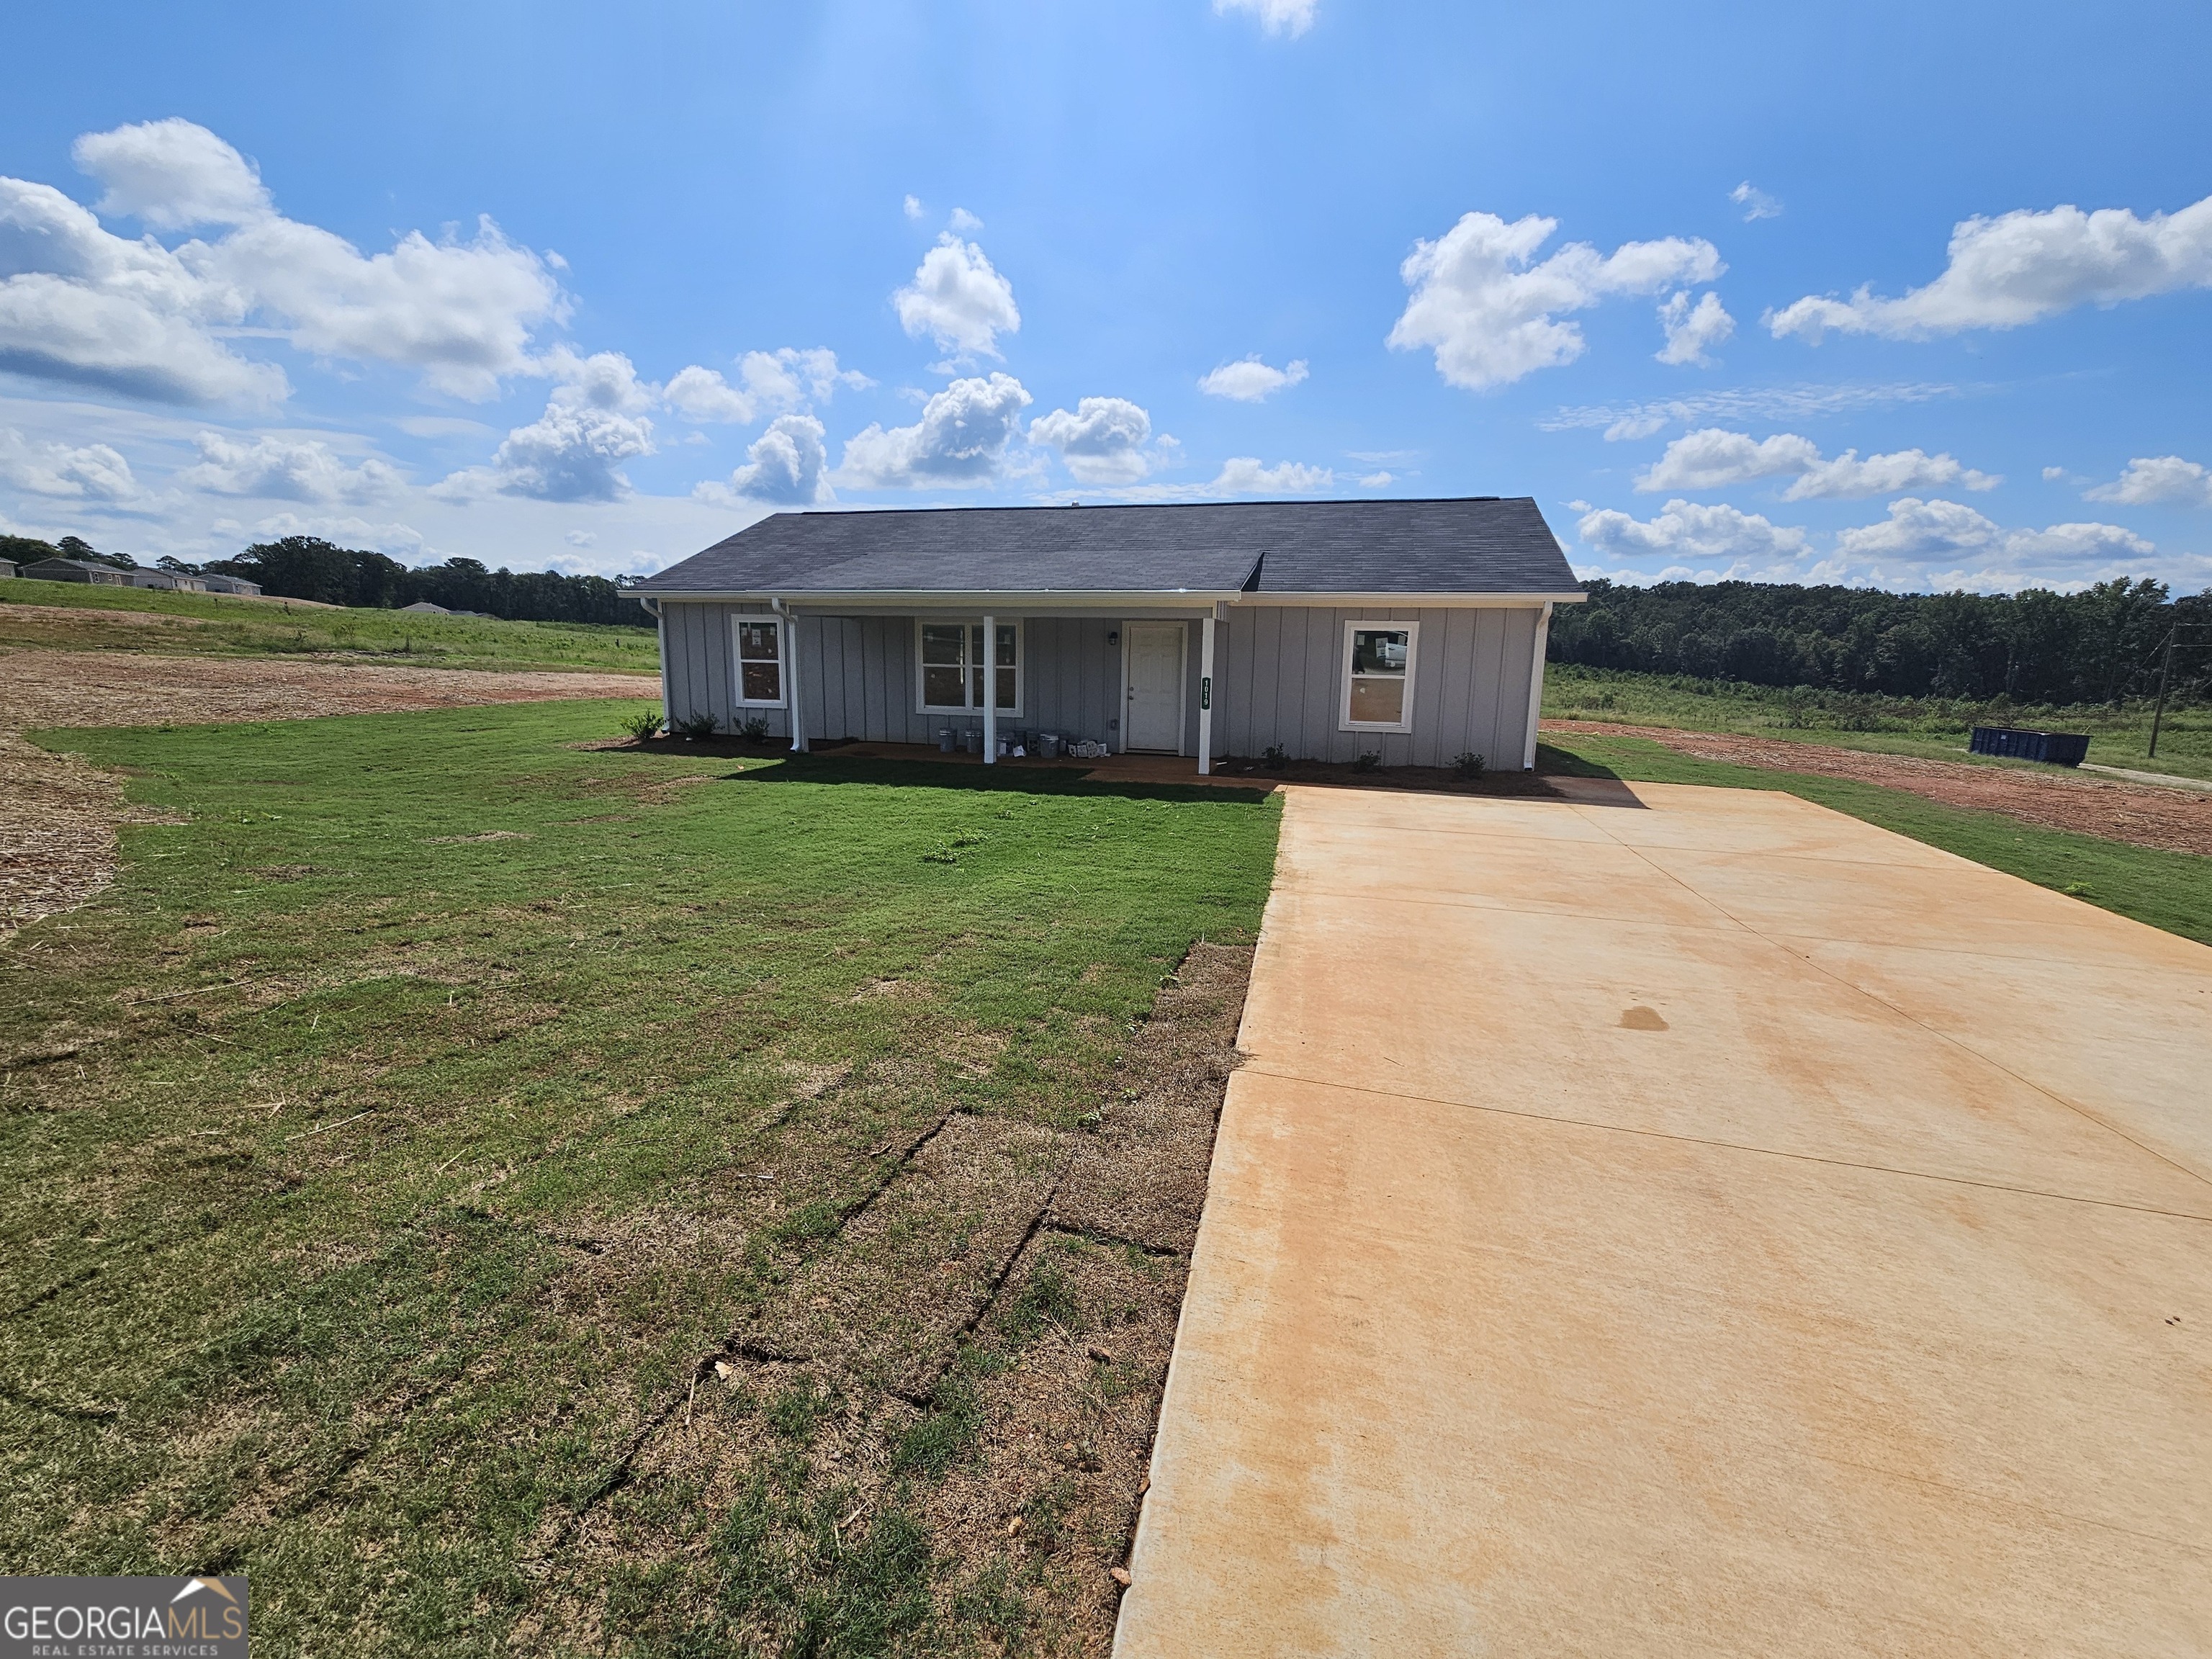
[1340,620,1418,732]
[733,616,787,706]
[917,621,1021,714]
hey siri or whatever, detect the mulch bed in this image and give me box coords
[1545,720,2212,858]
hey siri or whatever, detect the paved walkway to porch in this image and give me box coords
[1115,780,2212,1657]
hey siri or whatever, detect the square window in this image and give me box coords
[917,619,1020,714]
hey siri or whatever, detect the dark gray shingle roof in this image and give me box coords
[636,498,1577,597]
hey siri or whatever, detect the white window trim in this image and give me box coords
[1339,617,1419,734]
[914,617,1024,717]
[731,612,790,709]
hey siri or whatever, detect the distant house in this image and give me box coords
[633,497,1584,773]
[128,570,208,593]
[198,573,264,595]
[0,559,16,580]
[22,557,127,585]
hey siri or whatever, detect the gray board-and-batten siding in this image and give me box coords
[656,600,1545,769]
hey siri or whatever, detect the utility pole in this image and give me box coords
[2147,623,2209,760]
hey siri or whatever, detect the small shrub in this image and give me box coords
[737,715,770,742]
[1353,751,1381,773]
[675,711,719,739]
[619,707,663,740]
[1452,750,1485,779]
[1260,744,1289,771]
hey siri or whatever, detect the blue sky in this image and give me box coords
[4,0,2210,593]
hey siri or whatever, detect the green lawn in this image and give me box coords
[1,576,660,675]
[1540,732,2212,945]
[1,701,1278,1655]
[1545,662,2212,782]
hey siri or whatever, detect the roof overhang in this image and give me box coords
[635,588,1583,609]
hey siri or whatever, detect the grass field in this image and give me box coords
[0,700,1278,1655]
[1545,662,2212,782]
[1540,731,2212,945]
[0,577,659,675]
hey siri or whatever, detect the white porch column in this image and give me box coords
[1197,609,1218,775]
[981,613,997,765]
[1521,601,1552,770]
[781,603,808,753]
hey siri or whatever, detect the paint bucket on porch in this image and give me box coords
[938,729,956,752]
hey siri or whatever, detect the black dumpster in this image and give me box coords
[1969,727,2090,766]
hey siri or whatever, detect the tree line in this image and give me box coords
[3,531,652,629]
[1548,577,2212,708]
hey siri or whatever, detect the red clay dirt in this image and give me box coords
[4,647,657,729]
[1543,719,2212,857]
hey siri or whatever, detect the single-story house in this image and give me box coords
[127,570,208,593]
[199,574,263,596]
[22,557,127,585]
[632,497,1583,773]
[0,559,16,580]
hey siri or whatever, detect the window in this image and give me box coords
[917,620,1021,714]
[733,616,786,706]
[1340,620,1418,732]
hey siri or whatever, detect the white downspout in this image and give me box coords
[773,598,807,752]
[981,613,997,765]
[1197,607,1218,775]
[1521,601,1552,771]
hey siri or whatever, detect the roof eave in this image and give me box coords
[634,586,1584,607]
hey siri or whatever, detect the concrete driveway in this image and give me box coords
[1117,780,2211,1657]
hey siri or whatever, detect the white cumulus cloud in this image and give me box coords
[1388,211,1723,390]
[1831,500,2159,593]
[0,428,139,500]
[1215,0,1318,35]
[1209,457,1334,494]
[73,117,272,230]
[1768,194,2212,341]
[0,119,567,407]
[2084,454,2212,507]
[894,234,1020,358]
[1578,498,1810,567]
[0,175,277,404]
[1197,356,1308,401]
[442,359,657,503]
[711,413,832,506]
[1030,396,1159,484]
[837,372,1032,488]
[1635,428,1999,500]
[663,364,756,423]
[179,431,403,503]
[1655,290,1734,366]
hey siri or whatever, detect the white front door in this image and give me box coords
[1125,621,1184,752]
